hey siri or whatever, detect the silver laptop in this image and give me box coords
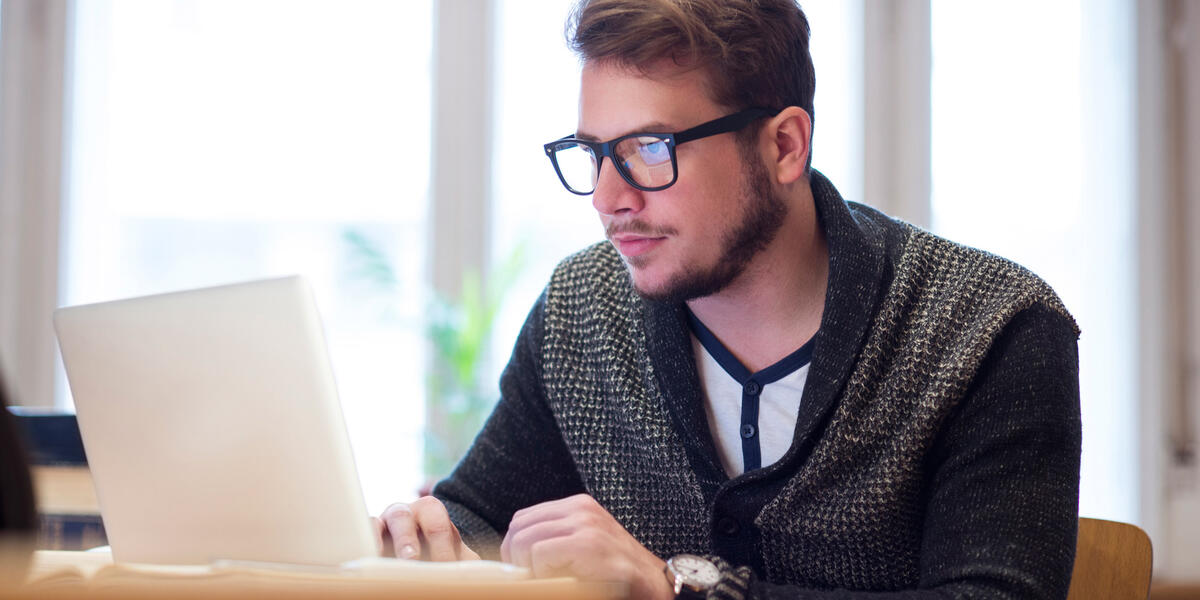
[53,276,378,566]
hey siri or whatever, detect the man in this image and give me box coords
[378,0,1082,598]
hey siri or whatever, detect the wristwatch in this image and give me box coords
[664,554,721,599]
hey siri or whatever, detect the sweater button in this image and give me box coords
[744,381,762,396]
[740,423,756,439]
[717,516,740,536]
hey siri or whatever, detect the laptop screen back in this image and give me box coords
[54,276,376,565]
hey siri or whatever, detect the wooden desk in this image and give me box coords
[2,551,627,600]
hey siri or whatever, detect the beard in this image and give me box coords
[629,148,788,304]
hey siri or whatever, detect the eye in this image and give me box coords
[636,139,671,165]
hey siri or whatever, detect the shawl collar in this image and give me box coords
[641,171,893,486]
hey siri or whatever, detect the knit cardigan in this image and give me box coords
[435,172,1082,599]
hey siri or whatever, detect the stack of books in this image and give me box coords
[8,408,107,551]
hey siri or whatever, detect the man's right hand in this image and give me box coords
[374,496,480,561]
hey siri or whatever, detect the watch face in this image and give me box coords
[670,554,721,588]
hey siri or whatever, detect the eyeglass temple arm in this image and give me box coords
[673,108,778,145]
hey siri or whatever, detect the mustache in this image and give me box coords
[605,221,678,238]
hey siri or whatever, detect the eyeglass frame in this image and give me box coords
[542,107,779,196]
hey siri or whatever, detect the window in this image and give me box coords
[62,0,433,512]
[807,0,863,205]
[489,0,595,378]
[931,0,1136,523]
[29,0,1138,528]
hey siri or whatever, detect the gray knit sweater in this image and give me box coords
[435,172,1082,599]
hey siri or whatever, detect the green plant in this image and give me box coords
[340,228,526,481]
[423,243,526,479]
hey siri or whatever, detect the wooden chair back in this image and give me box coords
[1068,517,1153,600]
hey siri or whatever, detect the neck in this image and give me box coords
[685,185,828,373]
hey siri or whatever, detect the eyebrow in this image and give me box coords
[574,121,677,142]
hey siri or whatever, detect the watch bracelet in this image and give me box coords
[698,554,753,600]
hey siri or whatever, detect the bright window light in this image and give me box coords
[807,0,863,204]
[63,0,432,513]
[932,0,1136,524]
[489,0,596,379]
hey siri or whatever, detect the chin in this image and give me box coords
[628,270,692,304]
[629,258,740,304]
[628,273,666,299]
[623,264,670,300]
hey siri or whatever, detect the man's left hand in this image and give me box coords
[500,493,674,600]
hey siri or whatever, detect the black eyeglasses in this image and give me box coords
[543,107,777,195]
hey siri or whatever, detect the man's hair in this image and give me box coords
[568,0,815,167]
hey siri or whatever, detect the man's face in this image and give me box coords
[578,60,787,303]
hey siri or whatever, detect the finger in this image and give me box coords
[460,544,481,561]
[508,500,612,554]
[411,497,463,562]
[501,514,582,567]
[380,503,420,559]
[510,493,595,529]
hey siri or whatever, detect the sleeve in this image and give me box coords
[432,292,588,559]
[706,302,1083,600]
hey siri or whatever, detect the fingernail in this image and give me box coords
[400,544,417,559]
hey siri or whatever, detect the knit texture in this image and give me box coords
[435,172,1082,599]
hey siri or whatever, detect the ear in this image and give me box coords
[766,107,812,185]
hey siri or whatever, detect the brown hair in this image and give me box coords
[568,0,815,167]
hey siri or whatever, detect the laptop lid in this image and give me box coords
[53,276,377,566]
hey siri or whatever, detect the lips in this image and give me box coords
[611,234,666,258]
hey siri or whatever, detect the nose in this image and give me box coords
[591,158,645,217]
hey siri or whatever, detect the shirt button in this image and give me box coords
[740,423,756,439]
[717,516,740,536]
[744,381,762,396]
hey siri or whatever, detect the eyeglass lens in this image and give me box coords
[552,136,675,193]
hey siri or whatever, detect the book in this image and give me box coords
[7,409,108,551]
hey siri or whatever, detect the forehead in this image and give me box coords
[577,59,724,139]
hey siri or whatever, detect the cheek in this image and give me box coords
[674,179,737,229]
[677,150,745,207]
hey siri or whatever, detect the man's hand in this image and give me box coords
[374,496,480,561]
[500,494,674,600]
